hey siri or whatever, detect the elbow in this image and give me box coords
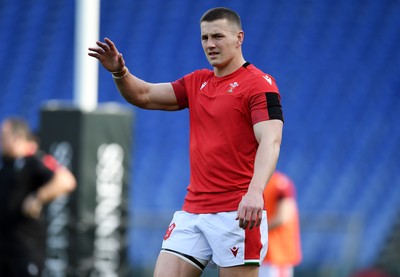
[121,93,150,109]
[57,168,77,194]
[67,177,77,193]
[135,99,151,109]
[66,173,77,193]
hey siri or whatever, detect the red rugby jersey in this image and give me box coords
[172,63,280,213]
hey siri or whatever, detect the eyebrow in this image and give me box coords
[201,32,224,39]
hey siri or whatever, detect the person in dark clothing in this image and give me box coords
[0,117,76,277]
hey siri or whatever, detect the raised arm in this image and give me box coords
[88,38,179,111]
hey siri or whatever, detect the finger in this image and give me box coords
[250,209,263,229]
[249,219,255,229]
[88,52,101,59]
[241,219,248,229]
[238,213,246,229]
[248,211,257,229]
[105,37,117,51]
[256,210,263,226]
[237,209,246,228]
[236,203,244,220]
[244,209,257,229]
[241,209,250,229]
[96,41,110,51]
[88,47,105,55]
[118,53,126,67]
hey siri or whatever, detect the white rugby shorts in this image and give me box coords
[161,210,268,269]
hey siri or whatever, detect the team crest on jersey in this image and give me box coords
[263,75,272,85]
[228,82,239,93]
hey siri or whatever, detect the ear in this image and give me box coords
[236,30,244,47]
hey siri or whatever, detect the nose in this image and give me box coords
[205,38,216,48]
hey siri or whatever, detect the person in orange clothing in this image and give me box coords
[259,171,302,277]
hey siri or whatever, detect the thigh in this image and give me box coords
[154,251,202,277]
[201,211,268,268]
[220,264,260,277]
[161,211,212,261]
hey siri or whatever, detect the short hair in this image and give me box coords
[200,7,242,29]
[3,117,31,139]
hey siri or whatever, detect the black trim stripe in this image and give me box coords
[161,248,206,270]
[265,92,284,122]
[242,61,251,68]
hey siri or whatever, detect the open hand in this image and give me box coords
[88,37,126,73]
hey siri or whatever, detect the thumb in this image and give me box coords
[118,53,126,67]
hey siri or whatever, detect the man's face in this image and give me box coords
[200,19,242,69]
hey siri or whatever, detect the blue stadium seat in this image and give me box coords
[0,0,399,273]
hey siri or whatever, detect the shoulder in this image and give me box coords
[181,68,214,81]
[25,153,58,172]
[173,69,214,93]
[38,152,59,171]
[242,64,279,93]
[24,155,41,165]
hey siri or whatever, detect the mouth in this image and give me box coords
[208,51,219,58]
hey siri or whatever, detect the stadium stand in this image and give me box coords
[0,0,399,275]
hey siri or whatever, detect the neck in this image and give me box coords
[214,56,246,77]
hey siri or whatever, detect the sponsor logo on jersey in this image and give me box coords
[263,75,272,85]
[200,82,208,90]
[230,246,239,257]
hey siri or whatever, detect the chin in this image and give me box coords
[208,59,221,67]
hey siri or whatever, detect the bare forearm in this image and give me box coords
[248,120,283,194]
[36,168,76,204]
[113,67,153,108]
[113,67,179,111]
[22,168,76,219]
[248,138,281,194]
[88,39,179,111]
[236,136,281,230]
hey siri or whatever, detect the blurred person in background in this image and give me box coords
[259,171,302,277]
[89,6,283,277]
[0,117,76,277]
